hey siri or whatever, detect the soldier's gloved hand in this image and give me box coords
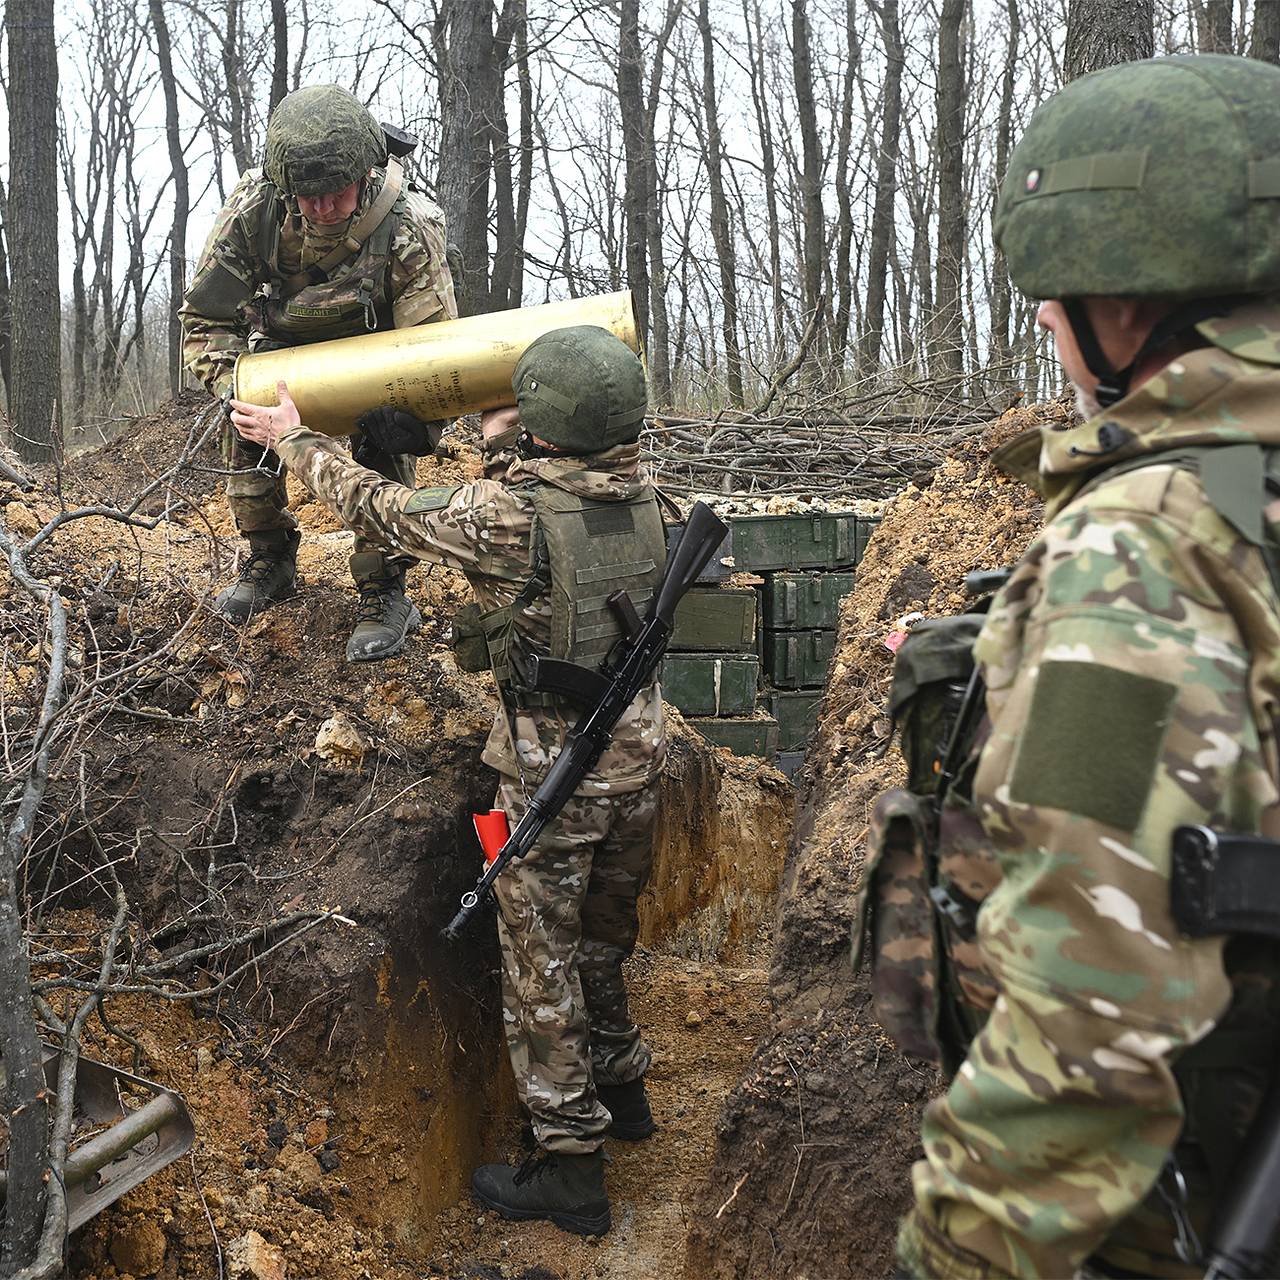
[353,406,443,466]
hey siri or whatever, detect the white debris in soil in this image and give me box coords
[677,492,886,518]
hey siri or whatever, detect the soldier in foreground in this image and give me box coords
[228,327,664,1236]
[180,84,457,661]
[860,55,1280,1278]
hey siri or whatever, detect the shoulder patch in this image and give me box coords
[405,485,460,514]
[1009,660,1176,832]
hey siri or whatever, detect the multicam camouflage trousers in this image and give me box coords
[221,414,415,562]
[493,776,659,1155]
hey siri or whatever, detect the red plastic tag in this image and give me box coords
[472,809,511,866]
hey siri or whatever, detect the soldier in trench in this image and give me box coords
[180,84,457,662]
[227,326,664,1237]
[861,55,1280,1280]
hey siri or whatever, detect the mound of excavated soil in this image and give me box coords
[4,396,793,1280]
[688,400,1066,1280]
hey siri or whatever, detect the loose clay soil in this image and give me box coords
[0,400,791,1280]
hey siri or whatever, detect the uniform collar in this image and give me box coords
[1026,300,1280,516]
[507,442,649,500]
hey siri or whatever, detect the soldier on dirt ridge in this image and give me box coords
[180,84,457,661]
[857,54,1280,1279]
[227,325,666,1237]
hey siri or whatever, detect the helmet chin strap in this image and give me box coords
[1061,296,1243,410]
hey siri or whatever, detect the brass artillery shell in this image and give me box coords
[233,290,640,437]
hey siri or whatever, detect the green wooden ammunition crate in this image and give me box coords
[729,512,861,571]
[763,629,836,689]
[688,716,780,758]
[662,653,759,716]
[665,521,734,583]
[671,588,758,652]
[857,516,880,563]
[770,689,823,751]
[762,573,855,630]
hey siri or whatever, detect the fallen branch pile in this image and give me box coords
[643,392,1011,500]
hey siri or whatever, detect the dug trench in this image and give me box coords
[13,395,1060,1278]
[688,400,1063,1279]
[1,399,795,1280]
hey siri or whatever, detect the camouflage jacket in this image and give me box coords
[273,423,666,794]
[900,302,1280,1279]
[180,166,456,397]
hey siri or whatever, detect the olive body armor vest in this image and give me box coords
[252,182,404,345]
[455,479,666,695]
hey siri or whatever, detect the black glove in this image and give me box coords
[352,406,443,467]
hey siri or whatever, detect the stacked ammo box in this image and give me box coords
[664,510,877,775]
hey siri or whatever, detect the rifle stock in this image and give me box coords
[443,501,729,940]
[1202,1070,1280,1279]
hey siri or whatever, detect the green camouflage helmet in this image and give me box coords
[994,54,1280,300]
[513,326,648,453]
[264,85,386,197]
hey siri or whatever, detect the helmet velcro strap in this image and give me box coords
[605,403,646,432]
[1029,148,1148,199]
[523,378,578,416]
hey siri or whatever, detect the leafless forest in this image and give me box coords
[0,0,1273,461]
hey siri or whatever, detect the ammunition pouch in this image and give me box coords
[855,591,1004,1073]
[451,602,494,674]
[887,613,986,797]
[853,788,942,1063]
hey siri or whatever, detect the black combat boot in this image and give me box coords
[471,1149,610,1237]
[346,552,422,662]
[599,1078,656,1141]
[213,529,300,624]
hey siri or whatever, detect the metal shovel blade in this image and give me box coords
[0,1047,195,1232]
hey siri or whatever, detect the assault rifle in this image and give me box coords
[442,500,729,941]
[1201,1068,1280,1279]
[1170,825,1280,1279]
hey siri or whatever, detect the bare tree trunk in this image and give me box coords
[989,0,1019,370]
[150,0,189,397]
[1064,0,1153,79]
[791,0,827,373]
[0,177,12,405]
[859,0,902,376]
[933,0,967,389]
[269,0,289,112]
[643,0,681,406]
[509,0,532,307]
[618,0,650,350]
[6,0,60,464]
[1196,0,1232,51]
[1251,0,1280,61]
[488,0,519,314]
[696,0,743,406]
[832,0,860,370]
[745,0,784,365]
[221,0,252,172]
[437,0,495,314]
